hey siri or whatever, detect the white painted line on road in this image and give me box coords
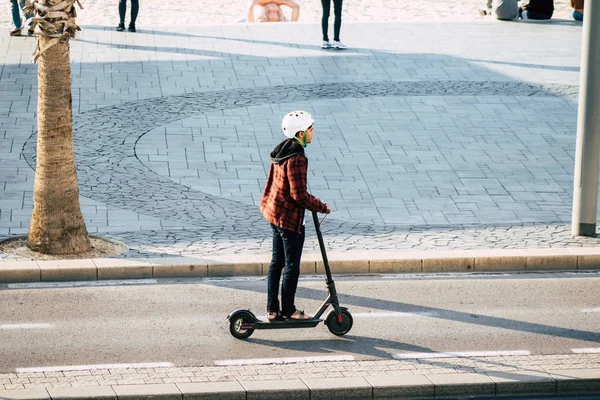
[16,362,173,373]
[215,355,355,366]
[352,311,439,318]
[0,323,53,330]
[394,350,531,359]
[8,279,158,289]
[572,348,600,354]
[581,308,600,313]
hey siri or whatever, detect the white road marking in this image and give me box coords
[0,323,53,330]
[16,362,173,373]
[352,311,439,318]
[571,348,600,354]
[394,350,531,359]
[581,308,600,313]
[215,355,355,366]
[8,279,158,289]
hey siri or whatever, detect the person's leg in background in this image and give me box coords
[571,10,583,20]
[17,0,33,34]
[117,0,127,31]
[332,0,346,49]
[267,224,285,319]
[10,0,23,36]
[321,0,332,48]
[523,9,552,19]
[129,0,139,32]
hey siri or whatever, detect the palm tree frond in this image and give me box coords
[25,0,83,62]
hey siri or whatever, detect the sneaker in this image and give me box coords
[321,40,332,49]
[9,28,22,36]
[478,7,492,16]
[116,23,125,32]
[128,24,136,32]
[333,40,347,50]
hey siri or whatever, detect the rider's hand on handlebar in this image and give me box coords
[324,205,331,214]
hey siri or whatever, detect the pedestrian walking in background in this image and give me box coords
[117,0,139,32]
[9,0,32,36]
[260,111,331,322]
[321,0,346,49]
[519,0,554,20]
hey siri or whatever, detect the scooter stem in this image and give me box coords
[312,211,334,285]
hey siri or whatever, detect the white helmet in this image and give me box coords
[281,111,314,139]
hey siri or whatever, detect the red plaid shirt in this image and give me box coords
[261,152,328,233]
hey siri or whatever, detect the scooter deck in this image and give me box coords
[244,319,323,330]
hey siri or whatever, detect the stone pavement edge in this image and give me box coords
[2,354,600,399]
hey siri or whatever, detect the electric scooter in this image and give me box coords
[227,211,353,340]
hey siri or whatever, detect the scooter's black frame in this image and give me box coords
[227,211,349,333]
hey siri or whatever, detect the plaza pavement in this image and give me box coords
[0,15,595,263]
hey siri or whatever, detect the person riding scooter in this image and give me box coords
[260,111,331,322]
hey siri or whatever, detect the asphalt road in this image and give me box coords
[1,271,599,372]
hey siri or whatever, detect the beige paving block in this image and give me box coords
[94,259,153,280]
[486,370,556,396]
[548,368,600,394]
[177,381,245,399]
[256,253,317,275]
[47,386,117,399]
[522,248,578,271]
[206,255,262,277]
[574,248,600,270]
[302,376,371,400]
[112,383,181,399]
[0,261,40,283]
[0,388,50,399]
[470,249,527,272]
[241,378,309,400]
[315,251,369,275]
[426,372,494,397]
[38,259,97,282]
[366,373,434,398]
[419,251,474,273]
[150,257,208,278]
[366,251,422,273]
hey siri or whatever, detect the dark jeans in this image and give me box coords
[267,224,305,316]
[321,0,343,42]
[119,0,139,26]
[522,6,553,19]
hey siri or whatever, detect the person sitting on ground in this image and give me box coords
[519,0,554,20]
[247,0,300,22]
[479,0,519,21]
[570,0,584,21]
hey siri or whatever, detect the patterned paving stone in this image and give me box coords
[1,21,597,259]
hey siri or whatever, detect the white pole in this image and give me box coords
[572,0,600,237]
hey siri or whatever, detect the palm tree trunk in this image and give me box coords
[28,35,91,255]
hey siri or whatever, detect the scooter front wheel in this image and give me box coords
[229,314,255,340]
[326,309,353,336]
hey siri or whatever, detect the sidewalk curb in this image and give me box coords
[1,368,599,399]
[1,247,600,284]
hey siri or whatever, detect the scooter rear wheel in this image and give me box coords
[229,314,255,339]
[326,309,353,336]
